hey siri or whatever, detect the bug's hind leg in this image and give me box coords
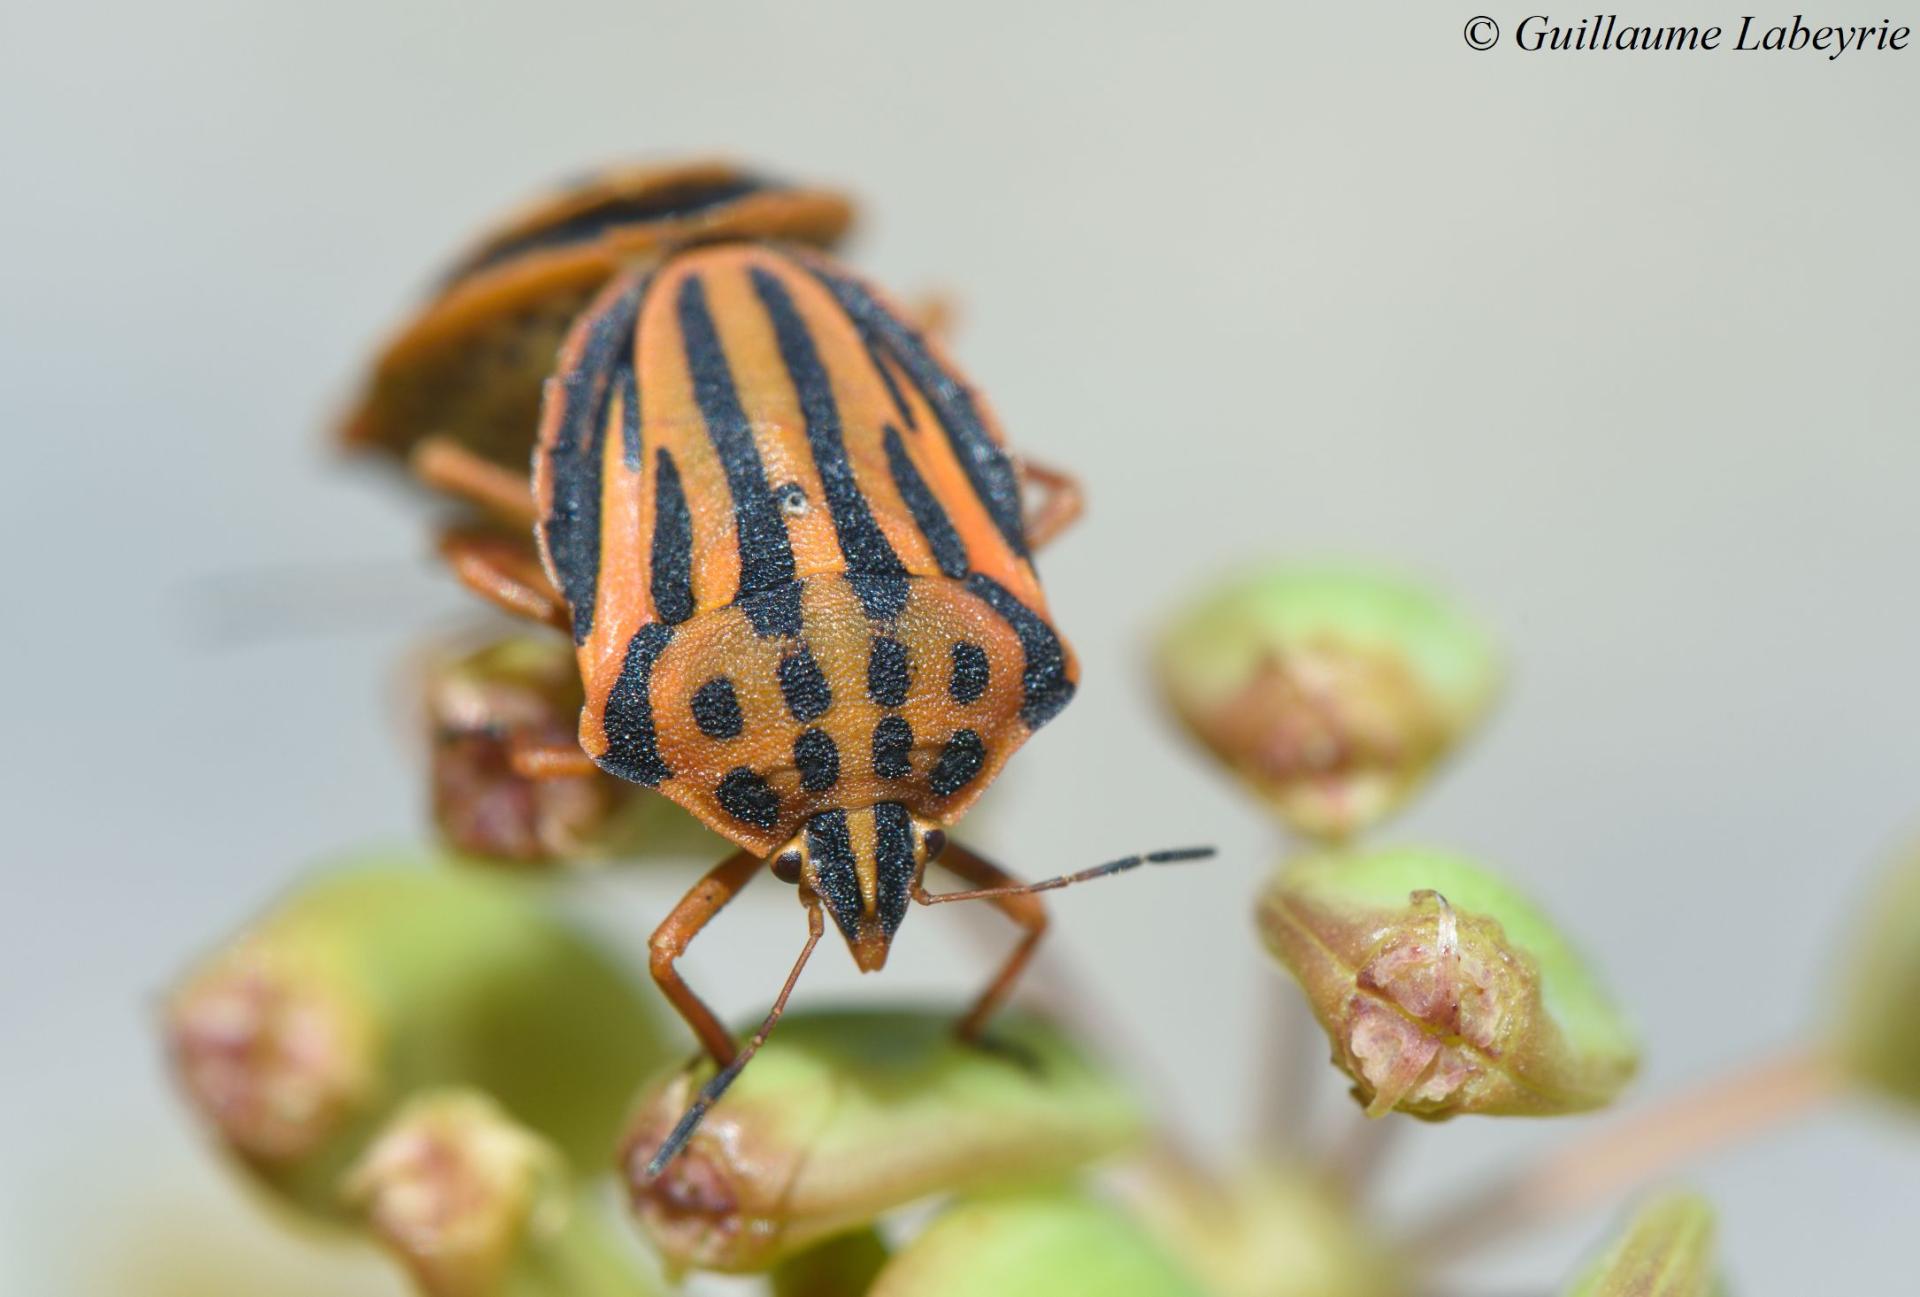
[914,842,1051,1043]
[1019,458,1084,551]
[413,435,540,527]
[437,524,568,633]
[649,850,766,1066]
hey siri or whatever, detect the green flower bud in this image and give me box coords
[425,636,646,865]
[164,857,669,1220]
[1155,566,1499,841]
[1129,1161,1403,1297]
[1840,841,1920,1107]
[620,1009,1145,1274]
[1258,849,1637,1117]
[868,1188,1208,1297]
[1565,1192,1718,1297]
[348,1090,660,1297]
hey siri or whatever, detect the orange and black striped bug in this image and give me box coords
[340,159,1213,1171]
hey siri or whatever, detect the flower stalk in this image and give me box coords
[1402,1045,1836,1263]
[1563,1191,1719,1297]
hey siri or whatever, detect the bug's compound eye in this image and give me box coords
[921,827,948,861]
[777,483,810,517]
[772,849,804,884]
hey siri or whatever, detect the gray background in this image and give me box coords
[4,2,1915,1292]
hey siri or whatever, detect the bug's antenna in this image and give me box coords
[643,903,825,1179]
[918,845,1217,905]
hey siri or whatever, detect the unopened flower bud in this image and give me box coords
[425,636,645,864]
[1565,1192,1718,1297]
[620,1009,1144,1273]
[868,1188,1207,1297]
[1155,567,1499,841]
[1840,841,1920,1108]
[165,858,669,1220]
[349,1090,661,1297]
[1127,1161,1402,1297]
[1258,849,1637,1118]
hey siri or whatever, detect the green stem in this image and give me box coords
[511,1198,662,1297]
[1399,1044,1838,1264]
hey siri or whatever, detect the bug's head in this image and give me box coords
[773,804,948,972]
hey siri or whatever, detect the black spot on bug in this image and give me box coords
[793,728,841,793]
[867,637,911,708]
[806,810,862,945]
[778,646,832,722]
[872,716,913,780]
[690,676,743,740]
[599,623,674,786]
[964,573,1075,729]
[929,730,987,797]
[872,802,914,937]
[950,641,990,705]
[717,767,780,829]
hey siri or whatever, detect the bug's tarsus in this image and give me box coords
[643,903,825,1178]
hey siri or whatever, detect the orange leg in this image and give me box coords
[915,842,1216,1040]
[649,850,766,1067]
[1019,457,1084,550]
[909,292,958,343]
[436,525,569,633]
[507,739,600,780]
[643,899,826,1177]
[914,843,1051,1042]
[411,435,540,527]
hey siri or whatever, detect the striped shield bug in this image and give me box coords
[340,160,1212,1170]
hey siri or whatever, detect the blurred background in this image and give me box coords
[4,2,1916,1292]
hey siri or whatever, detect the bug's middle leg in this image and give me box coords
[649,849,765,1067]
[437,524,569,633]
[914,842,1051,1042]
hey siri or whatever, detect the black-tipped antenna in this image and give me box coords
[918,845,1217,906]
[643,904,825,1179]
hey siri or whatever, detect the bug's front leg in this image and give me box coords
[437,524,569,633]
[649,850,765,1067]
[913,842,1051,1042]
[1018,457,1084,551]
